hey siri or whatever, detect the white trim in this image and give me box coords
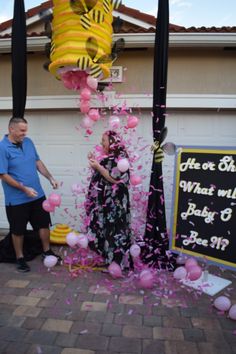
[113,11,152,29]
[0,11,52,36]
[169,33,236,48]
[113,33,236,48]
[0,36,50,53]
[1,32,236,53]
[0,94,236,110]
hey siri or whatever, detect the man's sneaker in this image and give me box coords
[16,257,30,273]
[42,249,62,264]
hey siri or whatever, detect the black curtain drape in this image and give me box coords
[11,0,27,118]
[142,0,176,270]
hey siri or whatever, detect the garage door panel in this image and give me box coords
[217,114,236,138]
[37,144,76,166]
[179,114,215,137]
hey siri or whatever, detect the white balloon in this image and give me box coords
[140,269,152,278]
[173,266,187,280]
[81,116,94,129]
[228,304,236,320]
[77,234,89,249]
[130,244,141,258]
[213,296,231,312]
[43,255,58,268]
[108,115,120,130]
[86,75,98,90]
[66,232,79,247]
[117,158,130,172]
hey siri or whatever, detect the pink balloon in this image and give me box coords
[43,255,58,268]
[185,257,198,271]
[228,304,236,320]
[213,296,231,312]
[130,244,141,258]
[71,75,82,90]
[80,87,91,101]
[48,193,61,207]
[127,115,139,129]
[140,270,150,278]
[81,116,94,129]
[80,100,90,113]
[130,175,142,186]
[139,270,154,289]
[117,158,130,172]
[173,266,187,280]
[66,232,79,247]
[187,265,202,281]
[77,234,88,249]
[86,76,98,90]
[88,109,100,122]
[108,262,122,278]
[108,115,120,130]
[62,77,74,90]
[42,199,55,213]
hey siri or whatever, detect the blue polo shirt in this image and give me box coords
[0,135,45,206]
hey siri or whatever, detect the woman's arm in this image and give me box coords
[89,159,119,184]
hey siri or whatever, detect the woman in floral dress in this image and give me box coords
[86,130,132,268]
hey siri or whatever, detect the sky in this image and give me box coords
[1,0,236,28]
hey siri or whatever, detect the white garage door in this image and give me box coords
[0,110,235,233]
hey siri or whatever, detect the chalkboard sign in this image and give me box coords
[170,147,236,270]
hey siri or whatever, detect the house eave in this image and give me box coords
[0,33,236,53]
[114,33,236,48]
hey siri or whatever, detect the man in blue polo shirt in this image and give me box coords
[0,117,61,272]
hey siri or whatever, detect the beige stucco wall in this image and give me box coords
[0,44,236,97]
[168,48,236,94]
[113,47,236,94]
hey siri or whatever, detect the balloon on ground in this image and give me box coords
[185,258,198,271]
[66,232,79,247]
[173,266,187,280]
[228,304,236,320]
[43,255,58,268]
[187,265,202,281]
[213,296,231,312]
[108,262,122,278]
[139,269,154,289]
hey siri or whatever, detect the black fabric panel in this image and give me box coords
[11,0,27,118]
[142,0,176,270]
[0,231,43,263]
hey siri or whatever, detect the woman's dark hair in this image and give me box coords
[105,130,128,158]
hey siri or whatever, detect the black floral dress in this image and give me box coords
[86,155,132,268]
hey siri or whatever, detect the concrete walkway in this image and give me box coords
[0,246,236,354]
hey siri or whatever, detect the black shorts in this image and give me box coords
[6,197,51,236]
